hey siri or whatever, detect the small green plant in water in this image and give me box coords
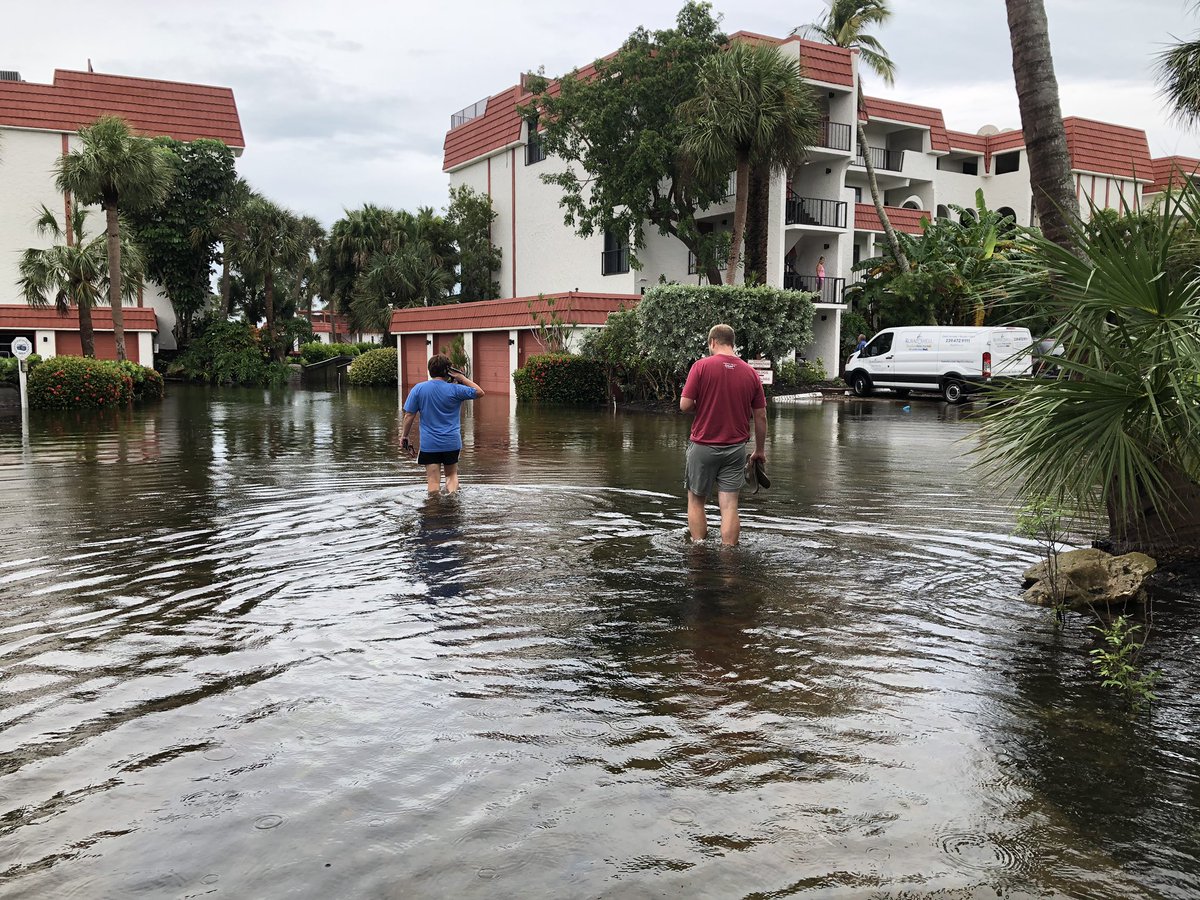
[1088,615,1160,707]
[1015,496,1070,618]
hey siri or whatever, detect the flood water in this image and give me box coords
[1,386,1199,899]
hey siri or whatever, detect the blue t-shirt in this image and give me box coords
[403,379,479,452]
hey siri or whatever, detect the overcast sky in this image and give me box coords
[4,0,1199,225]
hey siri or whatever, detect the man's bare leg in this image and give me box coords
[444,463,460,493]
[717,490,740,546]
[425,464,441,493]
[687,490,708,541]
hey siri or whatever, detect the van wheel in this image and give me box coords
[942,380,965,403]
[852,372,873,397]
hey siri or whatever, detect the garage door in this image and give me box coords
[401,334,427,393]
[433,332,462,362]
[53,332,139,362]
[517,330,547,369]
[472,331,511,394]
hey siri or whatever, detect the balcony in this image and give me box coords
[784,273,845,304]
[687,251,727,277]
[854,145,904,172]
[817,117,852,152]
[601,247,630,276]
[450,97,488,129]
[785,193,847,229]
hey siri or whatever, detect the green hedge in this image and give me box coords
[170,318,288,386]
[25,356,165,409]
[299,341,375,364]
[347,347,398,386]
[0,354,42,388]
[514,353,606,404]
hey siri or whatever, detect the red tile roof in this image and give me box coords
[946,130,987,154]
[0,70,243,148]
[862,96,949,152]
[443,84,524,171]
[0,305,158,331]
[391,292,639,334]
[854,202,928,235]
[1062,117,1152,181]
[1145,155,1200,194]
[728,32,854,87]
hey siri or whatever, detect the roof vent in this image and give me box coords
[0,71,22,82]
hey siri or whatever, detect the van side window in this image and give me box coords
[865,333,893,357]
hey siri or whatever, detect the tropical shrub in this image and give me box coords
[580,307,677,404]
[117,360,166,401]
[513,353,606,404]
[170,317,285,386]
[299,341,363,364]
[347,347,398,386]
[27,357,134,409]
[977,183,1200,560]
[0,354,42,387]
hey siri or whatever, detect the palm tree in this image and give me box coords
[55,116,173,360]
[227,197,308,361]
[1004,0,1077,252]
[195,176,253,317]
[682,41,819,282]
[796,0,909,272]
[1157,4,1200,128]
[978,183,1200,560]
[18,206,145,358]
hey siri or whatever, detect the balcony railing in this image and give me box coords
[785,193,847,228]
[687,251,728,276]
[450,97,488,129]
[601,247,630,276]
[817,117,852,152]
[784,273,846,304]
[854,145,904,172]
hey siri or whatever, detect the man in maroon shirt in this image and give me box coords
[679,323,768,546]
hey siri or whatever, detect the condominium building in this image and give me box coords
[412,28,1195,393]
[0,67,244,363]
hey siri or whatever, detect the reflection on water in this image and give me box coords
[0,387,1198,898]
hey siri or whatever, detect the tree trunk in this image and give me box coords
[743,164,771,286]
[105,202,127,361]
[221,249,233,317]
[1107,465,1200,562]
[727,157,751,282]
[78,299,96,358]
[264,266,278,362]
[857,121,909,273]
[1005,0,1078,253]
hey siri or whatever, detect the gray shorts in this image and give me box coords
[685,442,747,497]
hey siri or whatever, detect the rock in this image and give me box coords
[1022,548,1157,609]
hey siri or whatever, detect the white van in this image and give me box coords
[845,326,1034,403]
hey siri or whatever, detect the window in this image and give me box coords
[525,116,546,165]
[995,151,1020,175]
[864,333,893,357]
[962,159,978,176]
[601,229,629,275]
[853,187,863,203]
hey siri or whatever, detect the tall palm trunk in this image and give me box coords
[78,299,96,358]
[221,250,233,317]
[104,202,128,361]
[857,119,908,272]
[744,164,771,286]
[264,266,278,362]
[727,156,751,282]
[1005,0,1077,252]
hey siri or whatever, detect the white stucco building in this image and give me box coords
[0,68,244,363]
[421,28,1194,385]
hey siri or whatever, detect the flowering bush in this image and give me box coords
[513,353,606,404]
[347,347,398,386]
[28,357,134,409]
[117,360,166,401]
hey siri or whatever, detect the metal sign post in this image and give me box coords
[11,337,32,412]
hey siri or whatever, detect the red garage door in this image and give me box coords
[433,332,462,361]
[517,330,546,369]
[472,331,511,394]
[401,334,427,393]
[55,331,140,363]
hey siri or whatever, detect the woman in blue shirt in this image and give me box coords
[400,354,485,493]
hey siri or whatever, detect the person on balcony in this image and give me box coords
[816,256,826,291]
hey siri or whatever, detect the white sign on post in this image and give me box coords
[748,358,774,386]
[12,336,33,413]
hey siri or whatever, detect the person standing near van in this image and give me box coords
[679,324,767,547]
[400,354,485,493]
